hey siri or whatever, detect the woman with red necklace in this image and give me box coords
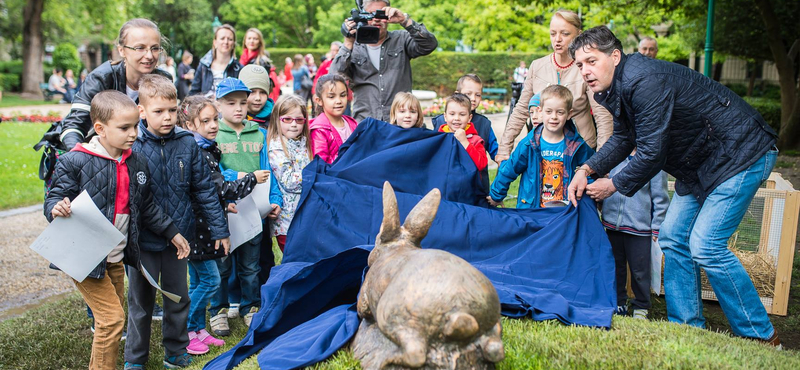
[240,28,281,101]
[497,9,613,162]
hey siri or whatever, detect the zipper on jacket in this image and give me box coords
[179,159,185,182]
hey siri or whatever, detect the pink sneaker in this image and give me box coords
[198,329,225,347]
[187,331,210,355]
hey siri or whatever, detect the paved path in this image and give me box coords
[0,104,71,118]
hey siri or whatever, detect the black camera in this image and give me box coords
[342,1,388,44]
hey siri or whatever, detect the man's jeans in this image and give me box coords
[660,149,777,339]
[209,233,262,317]
[188,259,221,332]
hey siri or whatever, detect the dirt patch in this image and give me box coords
[0,211,75,320]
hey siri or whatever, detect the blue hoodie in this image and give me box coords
[133,121,229,251]
[490,120,594,209]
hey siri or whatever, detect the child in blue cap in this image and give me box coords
[208,78,283,335]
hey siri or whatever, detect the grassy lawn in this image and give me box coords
[0,122,48,209]
[0,93,55,108]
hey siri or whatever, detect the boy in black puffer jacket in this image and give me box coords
[45,90,190,370]
[125,75,230,369]
[177,95,271,353]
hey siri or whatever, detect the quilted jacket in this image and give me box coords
[133,122,229,252]
[584,53,778,203]
[190,140,259,261]
[59,60,172,149]
[44,147,179,279]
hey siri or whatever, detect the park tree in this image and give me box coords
[132,0,214,60]
[21,0,44,99]
[220,0,339,48]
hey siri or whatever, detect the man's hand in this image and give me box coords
[486,196,503,207]
[567,169,589,207]
[253,170,270,184]
[51,197,72,218]
[383,7,409,26]
[454,129,469,149]
[341,20,357,49]
[215,237,231,255]
[585,177,617,201]
[171,233,191,259]
[267,204,281,220]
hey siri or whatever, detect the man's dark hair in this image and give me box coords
[568,26,623,59]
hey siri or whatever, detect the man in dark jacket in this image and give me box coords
[567,26,780,346]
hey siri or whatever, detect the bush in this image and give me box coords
[0,60,23,92]
[744,97,781,132]
[266,48,545,96]
[52,43,82,74]
[724,82,782,100]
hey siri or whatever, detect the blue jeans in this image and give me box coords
[660,149,777,339]
[187,259,221,332]
[209,233,262,317]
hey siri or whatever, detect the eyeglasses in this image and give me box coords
[123,45,163,55]
[279,116,307,124]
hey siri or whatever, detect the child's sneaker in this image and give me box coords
[632,309,648,320]
[614,305,628,316]
[163,353,193,368]
[228,303,240,319]
[210,308,230,336]
[124,363,144,370]
[187,331,210,355]
[197,329,225,347]
[243,307,259,327]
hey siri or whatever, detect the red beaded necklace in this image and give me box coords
[552,53,574,70]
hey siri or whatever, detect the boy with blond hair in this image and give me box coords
[45,90,189,370]
[125,74,230,369]
[489,85,594,208]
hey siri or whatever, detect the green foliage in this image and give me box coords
[0,61,24,93]
[744,97,782,133]
[220,0,339,48]
[52,43,82,74]
[131,0,214,60]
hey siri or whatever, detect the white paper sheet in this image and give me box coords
[227,194,263,252]
[139,265,182,303]
[29,191,125,283]
[250,181,272,218]
[651,239,663,295]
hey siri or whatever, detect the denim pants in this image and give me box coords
[210,232,262,317]
[659,149,777,339]
[187,259,221,332]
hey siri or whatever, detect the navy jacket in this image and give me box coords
[584,53,777,203]
[133,122,229,252]
[189,50,242,96]
[44,149,179,278]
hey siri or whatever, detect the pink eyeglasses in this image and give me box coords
[279,116,307,124]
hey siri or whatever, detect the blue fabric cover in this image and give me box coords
[204,119,615,370]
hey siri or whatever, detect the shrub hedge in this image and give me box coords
[0,61,23,92]
[744,97,782,132]
[267,48,545,95]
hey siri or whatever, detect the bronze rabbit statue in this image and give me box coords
[352,182,504,369]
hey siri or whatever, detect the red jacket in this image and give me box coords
[438,123,488,171]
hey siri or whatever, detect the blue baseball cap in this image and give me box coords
[528,92,541,109]
[216,78,251,99]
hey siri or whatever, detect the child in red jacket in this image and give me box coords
[438,93,488,171]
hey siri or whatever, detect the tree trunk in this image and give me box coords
[754,0,799,149]
[746,61,756,97]
[21,0,45,100]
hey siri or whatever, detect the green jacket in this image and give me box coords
[217,120,264,173]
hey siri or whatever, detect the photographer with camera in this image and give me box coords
[332,0,437,122]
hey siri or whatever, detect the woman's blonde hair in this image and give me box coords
[268,94,313,161]
[213,24,237,60]
[390,92,424,128]
[243,28,268,60]
[552,9,582,31]
[292,54,305,70]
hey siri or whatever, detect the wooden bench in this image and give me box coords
[482,87,508,102]
[40,82,59,101]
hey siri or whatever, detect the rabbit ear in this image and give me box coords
[402,188,441,245]
[378,182,401,244]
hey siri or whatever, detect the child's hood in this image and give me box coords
[528,119,585,155]
[219,119,261,135]
[73,136,132,163]
[136,119,192,142]
[199,49,238,69]
[254,98,274,120]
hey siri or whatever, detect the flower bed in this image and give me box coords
[1,111,62,123]
[423,98,505,117]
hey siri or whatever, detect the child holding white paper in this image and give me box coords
[177,95,271,353]
[211,77,282,332]
[45,90,190,370]
[267,94,313,252]
[126,74,230,368]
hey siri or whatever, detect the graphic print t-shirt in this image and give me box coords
[540,137,566,207]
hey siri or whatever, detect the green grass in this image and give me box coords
[0,122,48,209]
[0,93,55,108]
[488,168,521,208]
[776,161,795,169]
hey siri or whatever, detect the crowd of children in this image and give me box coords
[43,19,671,370]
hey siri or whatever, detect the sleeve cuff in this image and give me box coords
[161,223,180,241]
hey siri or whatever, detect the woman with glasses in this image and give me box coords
[496,9,613,163]
[59,18,173,151]
[190,24,242,98]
